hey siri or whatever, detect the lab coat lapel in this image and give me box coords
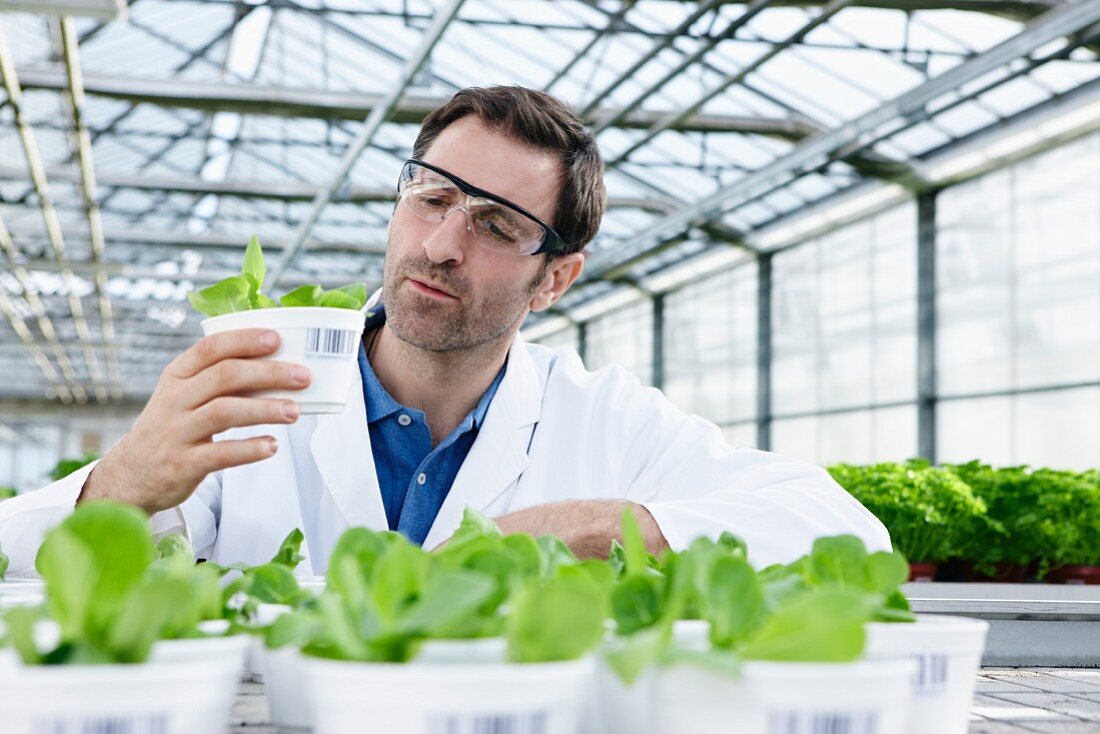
[422,335,544,549]
[308,343,389,533]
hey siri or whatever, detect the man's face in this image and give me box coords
[382,117,567,353]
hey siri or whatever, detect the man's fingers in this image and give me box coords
[184,358,310,409]
[185,397,299,443]
[189,435,280,476]
[168,329,281,380]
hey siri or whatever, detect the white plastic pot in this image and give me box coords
[304,655,595,734]
[0,580,45,610]
[588,620,710,734]
[865,615,989,734]
[246,603,293,683]
[201,306,367,414]
[0,657,241,734]
[264,634,511,731]
[150,629,249,671]
[654,657,914,734]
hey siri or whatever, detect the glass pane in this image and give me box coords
[1012,134,1100,389]
[871,405,918,462]
[585,299,654,386]
[817,411,874,466]
[936,168,1013,395]
[936,397,1012,467]
[771,416,818,464]
[533,326,580,352]
[1013,388,1100,471]
[663,264,758,423]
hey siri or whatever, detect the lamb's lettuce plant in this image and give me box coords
[1,501,223,665]
[268,510,607,665]
[188,236,367,317]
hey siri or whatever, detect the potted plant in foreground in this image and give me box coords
[188,236,370,414]
[0,502,246,734]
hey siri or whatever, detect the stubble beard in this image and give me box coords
[382,249,549,354]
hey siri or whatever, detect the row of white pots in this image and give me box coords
[254,607,988,734]
[588,615,989,734]
[0,626,249,734]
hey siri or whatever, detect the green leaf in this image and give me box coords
[270,528,306,569]
[610,574,662,636]
[865,551,910,595]
[155,534,192,561]
[741,588,873,663]
[188,275,254,318]
[106,576,196,662]
[536,535,578,576]
[254,293,279,309]
[2,605,44,664]
[507,574,605,663]
[331,282,367,309]
[399,567,496,637]
[242,235,266,293]
[319,290,360,310]
[0,543,9,580]
[280,285,324,308]
[266,608,322,650]
[620,507,649,577]
[604,622,669,685]
[36,502,154,640]
[706,555,765,649]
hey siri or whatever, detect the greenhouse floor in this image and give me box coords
[227,666,1100,733]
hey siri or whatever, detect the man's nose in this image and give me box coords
[422,204,469,265]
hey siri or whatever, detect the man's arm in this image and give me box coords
[493,499,669,559]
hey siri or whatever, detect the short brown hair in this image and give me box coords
[412,85,606,253]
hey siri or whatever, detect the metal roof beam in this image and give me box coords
[0,165,688,212]
[269,0,464,286]
[0,0,125,18]
[15,68,821,140]
[581,0,1100,283]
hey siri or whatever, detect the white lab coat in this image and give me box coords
[0,331,890,578]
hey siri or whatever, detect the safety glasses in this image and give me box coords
[397,159,567,257]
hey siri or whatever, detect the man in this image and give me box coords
[0,86,888,576]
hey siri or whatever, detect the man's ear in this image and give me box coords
[529,252,585,312]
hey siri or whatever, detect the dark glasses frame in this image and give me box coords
[398,158,568,256]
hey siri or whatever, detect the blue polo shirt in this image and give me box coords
[357,306,506,545]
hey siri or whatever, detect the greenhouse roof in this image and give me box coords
[1,0,1100,403]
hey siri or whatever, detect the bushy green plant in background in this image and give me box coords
[48,453,100,481]
[1027,468,1100,571]
[829,461,994,564]
[0,486,16,501]
[188,236,367,317]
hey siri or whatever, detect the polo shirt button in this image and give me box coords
[398,414,412,426]
[417,472,427,485]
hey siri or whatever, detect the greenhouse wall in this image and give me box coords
[535,128,1100,471]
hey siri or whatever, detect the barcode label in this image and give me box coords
[33,715,168,734]
[427,711,548,734]
[911,653,949,695]
[767,711,878,734]
[305,328,357,359]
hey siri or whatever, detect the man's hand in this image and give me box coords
[493,499,669,559]
[79,328,310,516]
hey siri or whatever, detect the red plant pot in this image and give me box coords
[907,562,939,583]
[1046,566,1100,585]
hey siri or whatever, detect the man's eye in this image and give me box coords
[488,222,516,243]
